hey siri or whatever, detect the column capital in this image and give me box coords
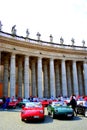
[72,60,77,63]
[38,56,42,59]
[50,58,54,61]
[37,56,42,62]
[83,61,87,64]
[61,57,67,61]
[24,55,29,58]
[62,58,65,61]
[11,53,16,56]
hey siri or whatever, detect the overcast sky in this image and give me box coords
[0,0,87,46]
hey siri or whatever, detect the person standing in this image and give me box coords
[70,95,77,116]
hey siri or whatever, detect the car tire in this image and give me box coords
[76,109,79,114]
[48,111,51,115]
[53,113,56,119]
[21,118,24,121]
[41,117,45,122]
[71,113,74,119]
[84,110,87,117]
[13,106,16,109]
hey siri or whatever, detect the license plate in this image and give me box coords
[67,114,72,117]
[34,116,39,118]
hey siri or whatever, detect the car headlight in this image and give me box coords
[21,110,26,114]
[21,110,29,114]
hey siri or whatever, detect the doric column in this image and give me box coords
[31,60,37,96]
[66,62,72,97]
[0,52,1,82]
[43,61,49,98]
[77,64,83,96]
[24,55,29,98]
[3,56,9,96]
[37,57,43,98]
[61,59,67,96]
[10,54,16,98]
[50,58,55,97]
[18,57,22,97]
[72,60,79,95]
[55,62,61,97]
[83,62,87,95]
[0,51,1,65]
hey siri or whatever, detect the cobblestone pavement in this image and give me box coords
[0,108,87,130]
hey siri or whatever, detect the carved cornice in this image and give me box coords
[0,35,87,56]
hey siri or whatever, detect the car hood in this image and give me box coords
[54,106,73,112]
[23,107,43,111]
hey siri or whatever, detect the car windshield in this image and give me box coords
[25,102,42,108]
[52,102,67,107]
[23,99,29,102]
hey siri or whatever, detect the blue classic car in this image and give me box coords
[47,101,74,119]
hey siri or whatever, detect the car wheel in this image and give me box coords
[71,113,74,119]
[13,106,16,109]
[53,113,56,119]
[76,109,79,114]
[41,117,45,122]
[84,111,87,117]
[21,118,24,121]
[48,111,51,115]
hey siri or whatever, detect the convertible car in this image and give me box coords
[21,102,45,122]
[8,99,19,109]
[18,99,29,108]
[40,99,50,107]
[0,99,3,107]
[77,101,87,117]
[47,101,74,119]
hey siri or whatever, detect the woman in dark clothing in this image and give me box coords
[70,96,77,116]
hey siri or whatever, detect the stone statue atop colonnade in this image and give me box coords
[11,25,17,36]
[26,28,30,38]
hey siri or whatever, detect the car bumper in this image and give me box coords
[21,113,44,120]
[54,112,74,118]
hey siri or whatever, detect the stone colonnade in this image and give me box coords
[0,52,87,98]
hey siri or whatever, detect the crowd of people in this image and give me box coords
[0,94,87,114]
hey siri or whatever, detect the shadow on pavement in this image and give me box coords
[22,115,53,124]
[54,116,82,121]
[0,108,22,112]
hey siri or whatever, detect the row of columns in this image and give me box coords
[0,52,1,81]
[1,52,87,98]
[83,63,87,94]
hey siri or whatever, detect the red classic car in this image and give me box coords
[39,98,58,107]
[40,99,50,107]
[21,102,45,122]
[0,99,3,107]
[8,99,19,109]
